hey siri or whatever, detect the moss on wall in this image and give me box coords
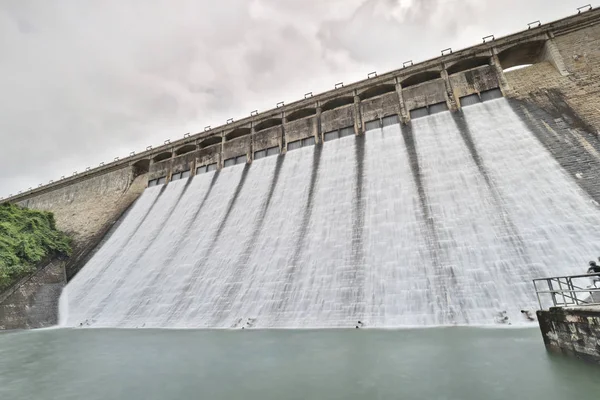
[0,203,71,291]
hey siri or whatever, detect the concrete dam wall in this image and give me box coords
[61,98,600,328]
[3,9,600,329]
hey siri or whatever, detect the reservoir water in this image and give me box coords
[1,328,599,399]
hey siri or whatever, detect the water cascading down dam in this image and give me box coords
[59,98,600,329]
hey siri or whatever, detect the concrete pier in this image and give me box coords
[537,307,600,365]
[534,273,600,364]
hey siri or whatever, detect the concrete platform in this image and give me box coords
[537,306,600,365]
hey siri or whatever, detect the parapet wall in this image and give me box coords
[537,307,600,364]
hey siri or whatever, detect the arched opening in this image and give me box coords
[498,40,546,71]
[286,108,316,122]
[254,118,282,132]
[321,96,354,112]
[447,57,490,75]
[358,84,396,101]
[152,152,172,163]
[175,144,197,156]
[132,159,150,175]
[400,70,441,88]
[199,136,221,148]
[225,127,251,141]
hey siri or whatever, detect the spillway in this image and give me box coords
[61,99,600,328]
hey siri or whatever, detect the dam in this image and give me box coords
[60,97,600,328]
[3,8,600,329]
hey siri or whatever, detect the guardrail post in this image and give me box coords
[557,278,568,306]
[548,279,557,307]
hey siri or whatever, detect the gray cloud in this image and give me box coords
[0,0,589,197]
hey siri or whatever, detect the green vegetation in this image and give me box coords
[0,203,71,292]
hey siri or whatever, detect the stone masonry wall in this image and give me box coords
[0,260,66,330]
[537,307,600,364]
[504,22,600,134]
[16,166,147,279]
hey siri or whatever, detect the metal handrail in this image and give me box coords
[533,273,600,309]
[541,272,600,280]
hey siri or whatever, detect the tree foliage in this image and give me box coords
[0,203,71,291]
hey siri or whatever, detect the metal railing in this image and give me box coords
[533,273,600,309]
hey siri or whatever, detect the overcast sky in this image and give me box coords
[0,0,591,198]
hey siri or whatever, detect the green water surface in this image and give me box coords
[0,327,598,399]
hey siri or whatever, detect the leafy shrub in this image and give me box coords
[0,203,71,291]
